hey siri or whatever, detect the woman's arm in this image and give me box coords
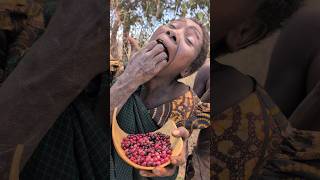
[0,0,106,177]
[110,40,168,116]
[290,82,320,130]
[265,7,320,117]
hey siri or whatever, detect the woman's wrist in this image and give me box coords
[116,72,140,91]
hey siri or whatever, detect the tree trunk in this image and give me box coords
[122,19,130,64]
[110,0,121,59]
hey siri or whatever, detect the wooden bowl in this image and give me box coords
[112,107,184,170]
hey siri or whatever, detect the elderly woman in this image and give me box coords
[110,18,210,180]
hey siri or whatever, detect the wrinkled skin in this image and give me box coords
[0,0,106,178]
[128,19,205,177]
[117,36,191,178]
[148,19,203,79]
[110,40,168,117]
[122,41,168,85]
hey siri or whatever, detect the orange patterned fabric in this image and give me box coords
[211,91,282,179]
[149,89,210,131]
[210,85,320,179]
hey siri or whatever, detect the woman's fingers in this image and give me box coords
[154,59,168,74]
[143,40,158,52]
[147,44,165,57]
[139,166,177,177]
[154,52,168,64]
[170,127,189,166]
[152,166,177,177]
[172,127,190,140]
[128,36,140,57]
[170,152,186,166]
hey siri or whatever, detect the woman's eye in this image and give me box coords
[169,24,176,29]
[186,38,193,45]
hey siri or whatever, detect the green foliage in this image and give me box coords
[110,0,210,63]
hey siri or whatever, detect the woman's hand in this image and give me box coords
[139,127,190,177]
[120,39,168,86]
[110,37,168,117]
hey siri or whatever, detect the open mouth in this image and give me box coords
[156,39,169,61]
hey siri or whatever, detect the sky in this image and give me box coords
[110,0,209,49]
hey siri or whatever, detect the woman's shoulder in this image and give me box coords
[213,62,255,114]
[180,90,210,130]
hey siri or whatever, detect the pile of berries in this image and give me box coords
[121,132,172,167]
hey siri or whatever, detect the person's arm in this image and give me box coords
[110,73,140,115]
[201,88,210,103]
[0,0,105,177]
[265,8,320,117]
[193,60,210,98]
[111,38,189,178]
[110,39,168,116]
[290,82,320,130]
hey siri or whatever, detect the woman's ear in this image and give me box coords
[225,18,268,51]
[180,67,192,78]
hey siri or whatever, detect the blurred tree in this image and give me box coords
[110,0,209,64]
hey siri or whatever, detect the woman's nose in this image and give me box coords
[166,30,177,43]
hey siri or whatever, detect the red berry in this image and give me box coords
[121,132,172,167]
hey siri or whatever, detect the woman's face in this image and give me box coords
[213,0,258,43]
[149,18,204,78]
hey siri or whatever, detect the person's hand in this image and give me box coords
[119,38,168,86]
[36,0,106,77]
[139,127,190,177]
[128,36,140,56]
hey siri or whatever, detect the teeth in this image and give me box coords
[157,39,169,61]
[157,39,163,44]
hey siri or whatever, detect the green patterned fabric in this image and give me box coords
[20,84,108,180]
[111,91,178,180]
[0,0,109,179]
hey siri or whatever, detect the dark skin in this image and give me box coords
[212,0,262,115]
[193,59,210,101]
[192,1,319,179]
[111,19,203,112]
[139,19,204,177]
[0,0,105,166]
[140,19,204,109]
[194,62,253,116]
[208,0,320,130]
[191,1,266,179]
[112,18,204,177]
[265,6,320,130]
[0,0,106,178]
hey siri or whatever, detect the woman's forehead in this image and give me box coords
[170,19,203,36]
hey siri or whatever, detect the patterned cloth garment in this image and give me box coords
[149,89,210,132]
[111,87,210,180]
[0,0,108,179]
[186,79,320,180]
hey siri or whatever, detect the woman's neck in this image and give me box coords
[144,75,174,90]
[140,77,188,108]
